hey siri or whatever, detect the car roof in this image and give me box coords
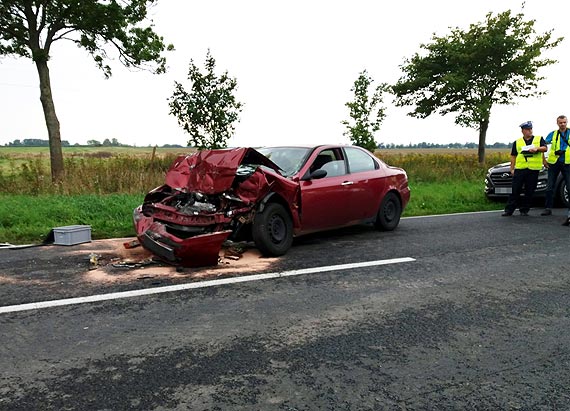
[258,144,352,150]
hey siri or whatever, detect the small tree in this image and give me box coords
[342,70,388,153]
[391,9,563,164]
[168,50,243,150]
[0,1,173,182]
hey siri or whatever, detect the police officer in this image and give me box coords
[502,121,547,216]
[541,115,570,222]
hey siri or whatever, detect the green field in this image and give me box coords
[0,147,507,244]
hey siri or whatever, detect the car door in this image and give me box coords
[343,146,386,222]
[298,148,353,232]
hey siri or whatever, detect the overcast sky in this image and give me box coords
[1,0,568,148]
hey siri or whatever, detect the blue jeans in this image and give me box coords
[544,161,570,209]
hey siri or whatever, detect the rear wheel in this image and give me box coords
[374,192,402,231]
[252,203,293,256]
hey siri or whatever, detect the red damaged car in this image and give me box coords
[133,145,410,267]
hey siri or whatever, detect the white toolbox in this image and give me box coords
[53,225,92,245]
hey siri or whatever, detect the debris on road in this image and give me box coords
[123,239,140,249]
[88,253,99,270]
[112,258,156,269]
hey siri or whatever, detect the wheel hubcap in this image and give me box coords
[269,215,286,243]
[384,201,396,221]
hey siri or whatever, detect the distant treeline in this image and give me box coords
[6,138,72,147]
[378,142,510,149]
[3,138,184,148]
[4,138,509,149]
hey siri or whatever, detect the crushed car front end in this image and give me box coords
[133,148,298,267]
[133,186,252,267]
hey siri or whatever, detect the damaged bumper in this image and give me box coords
[134,206,232,267]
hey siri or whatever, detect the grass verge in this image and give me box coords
[404,181,502,216]
[0,148,508,244]
[0,194,143,244]
[0,183,503,245]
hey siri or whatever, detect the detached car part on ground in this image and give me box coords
[134,145,410,267]
[485,161,569,207]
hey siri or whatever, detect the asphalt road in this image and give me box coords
[1,209,570,410]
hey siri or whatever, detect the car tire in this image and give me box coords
[557,180,569,207]
[252,202,293,256]
[374,192,402,231]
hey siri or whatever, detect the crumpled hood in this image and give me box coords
[165,147,282,194]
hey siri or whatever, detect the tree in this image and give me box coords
[168,50,243,150]
[342,70,388,153]
[391,9,563,163]
[0,1,173,181]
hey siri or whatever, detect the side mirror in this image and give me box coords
[300,168,327,181]
[310,169,327,179]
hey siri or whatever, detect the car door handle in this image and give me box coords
[341,181,354,186]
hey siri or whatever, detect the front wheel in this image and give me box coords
[374,192,402,231]
[252,203,293,256]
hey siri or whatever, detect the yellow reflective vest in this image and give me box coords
[515,136,543,170]
[546,130,570,164]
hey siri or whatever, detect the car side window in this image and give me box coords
[345,147,377,173]
[309,149,346,177]
[310,151,333,172]
[321,160,346,177]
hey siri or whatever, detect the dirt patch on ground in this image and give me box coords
[82,238,278,284]
[0,238,277,285]
[0,237,279,305]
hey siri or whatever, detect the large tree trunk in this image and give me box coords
[35,60,64,182]
[477,119,489,165]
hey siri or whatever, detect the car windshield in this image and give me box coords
[257,147,312,177]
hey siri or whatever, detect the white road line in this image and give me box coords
[403,209,502,219]
[0,257,415,314]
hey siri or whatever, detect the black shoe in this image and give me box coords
[562,218,570,226]
[520,211,529,216]
[541,209,552,216]
[502,212,513,217]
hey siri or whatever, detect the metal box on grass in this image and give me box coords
[53,225,92,246]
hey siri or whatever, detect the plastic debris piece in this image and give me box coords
[89,253,99,270]
[123,239,140,249]
[112,258,157,269]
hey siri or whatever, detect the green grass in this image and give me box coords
[0,146,187,156]
[0,148,508,244]
[0,146,188,176]
[0,182,503,245]
[0,194,143,244]
[403,181,502,216]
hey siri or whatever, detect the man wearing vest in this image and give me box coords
[502,121,547,216]
[540,115,570,224]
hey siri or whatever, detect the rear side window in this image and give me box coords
[345,147,377,173]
